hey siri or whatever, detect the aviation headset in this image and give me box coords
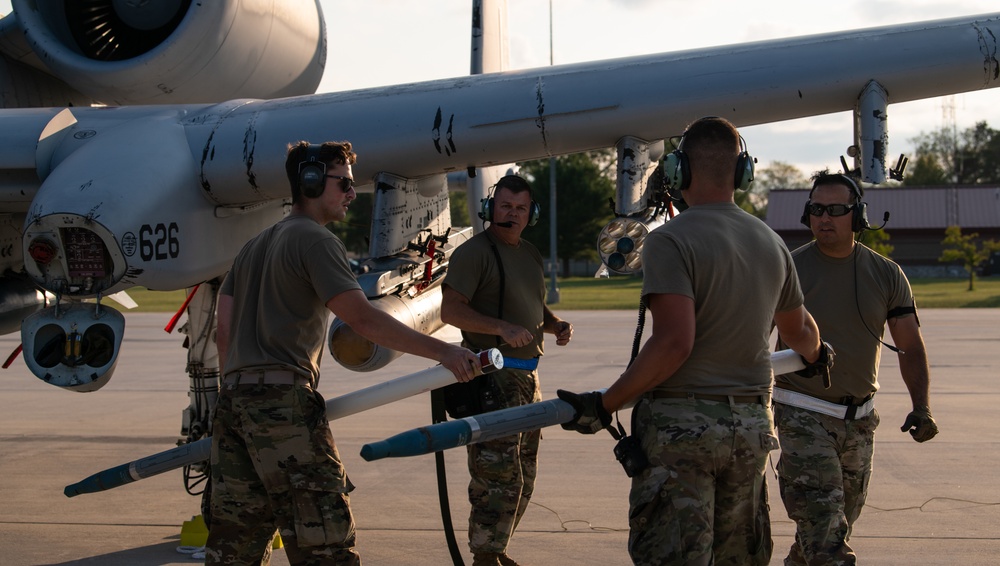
[800,173,870,233]
[297,145,328,199]
[479,175,541,226]
[663,127,756,197]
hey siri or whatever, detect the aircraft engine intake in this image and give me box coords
[10,0,326,104]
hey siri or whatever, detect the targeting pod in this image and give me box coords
[20,302,124,392]
[329,284,445,372]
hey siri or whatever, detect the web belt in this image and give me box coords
[773,387,875,420]
[502,356,539,371]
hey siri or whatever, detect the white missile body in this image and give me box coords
[65,349,503,497]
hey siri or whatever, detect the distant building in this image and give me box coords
[765,185,1000,275]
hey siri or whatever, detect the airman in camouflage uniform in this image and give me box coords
[206,141,479,565]
[558,117,828,565]
[442,174,573,566]
[775,173,938,565]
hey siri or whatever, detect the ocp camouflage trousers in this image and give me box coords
[628,397,778,566]
[774,403,879,566]
[466,367,541,554]
[206,383,361,566]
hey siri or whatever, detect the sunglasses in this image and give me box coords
[325,175,354,193]
[807,203,854,217]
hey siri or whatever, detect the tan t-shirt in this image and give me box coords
[443,230,545,359]
[642,202,803,396]
[220,214,360,380]
[776,242,915,399]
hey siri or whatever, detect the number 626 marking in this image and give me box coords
[139,223,179,261]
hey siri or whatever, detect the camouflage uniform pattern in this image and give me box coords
[628,397,778,566]
[206,382,360,566]
[467,367,541,554]
[774,403,879,566]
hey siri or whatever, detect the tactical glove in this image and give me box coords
[796,340,835,389]
[900,405,938,442]
[556,389,612,435]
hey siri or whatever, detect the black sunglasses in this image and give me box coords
[807,203,854,217]
[325,175,354,192]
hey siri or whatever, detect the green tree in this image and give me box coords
[518,152,616,275]
[449,189,470,227]
[330,192,373,256]
[904,152,949,186]
[744,160,810,218]
[858,228,894,259]
[754,160,810,191]
[938,225,1000,291]
[907,121,1000,185]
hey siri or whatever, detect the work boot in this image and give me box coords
[472,552,503,566]
[498,552,523,566]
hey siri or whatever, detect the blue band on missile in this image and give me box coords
[502,357,538,371]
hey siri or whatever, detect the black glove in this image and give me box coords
[900,405,938,442]
[796,341,835,389]
[557,389,612,435]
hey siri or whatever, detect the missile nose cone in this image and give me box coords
[360,421,472,462]
[360,441,391,462]
[63,463,134,497]
[63,474,101,498]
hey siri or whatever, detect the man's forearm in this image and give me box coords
[442,300,504,336]
[899,346,931,408]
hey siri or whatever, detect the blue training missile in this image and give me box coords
[64,440,211,498]
[65,349,502,497]
[360,349,806,461]
[361,395,577,461]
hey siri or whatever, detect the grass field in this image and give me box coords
[122,276,1000,313]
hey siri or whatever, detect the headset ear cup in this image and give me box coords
[735,151,755,191]
[663,150,689,197]
[801,202,812,229]
[299,162,325,198]
[529,201,540,226]
[853,202,870,232]
[481,197,494,222]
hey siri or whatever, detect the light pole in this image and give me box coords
[547,0,560,304]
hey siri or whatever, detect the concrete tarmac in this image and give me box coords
[0,309,997,565]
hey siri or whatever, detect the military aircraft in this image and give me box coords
[1,0,999,489]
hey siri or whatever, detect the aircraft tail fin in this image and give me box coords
[469,0,513,229]
[473,0,509,74]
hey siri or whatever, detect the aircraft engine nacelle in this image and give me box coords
[10,0,326,104]
[0,274,47,335]
[20,302,125,392]
[329,285,446,372]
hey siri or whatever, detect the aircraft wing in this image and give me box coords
[1,3,999,393]
[4,13,993,290]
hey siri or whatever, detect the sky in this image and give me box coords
[320,0,1000,177]
[2,0,999,176]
